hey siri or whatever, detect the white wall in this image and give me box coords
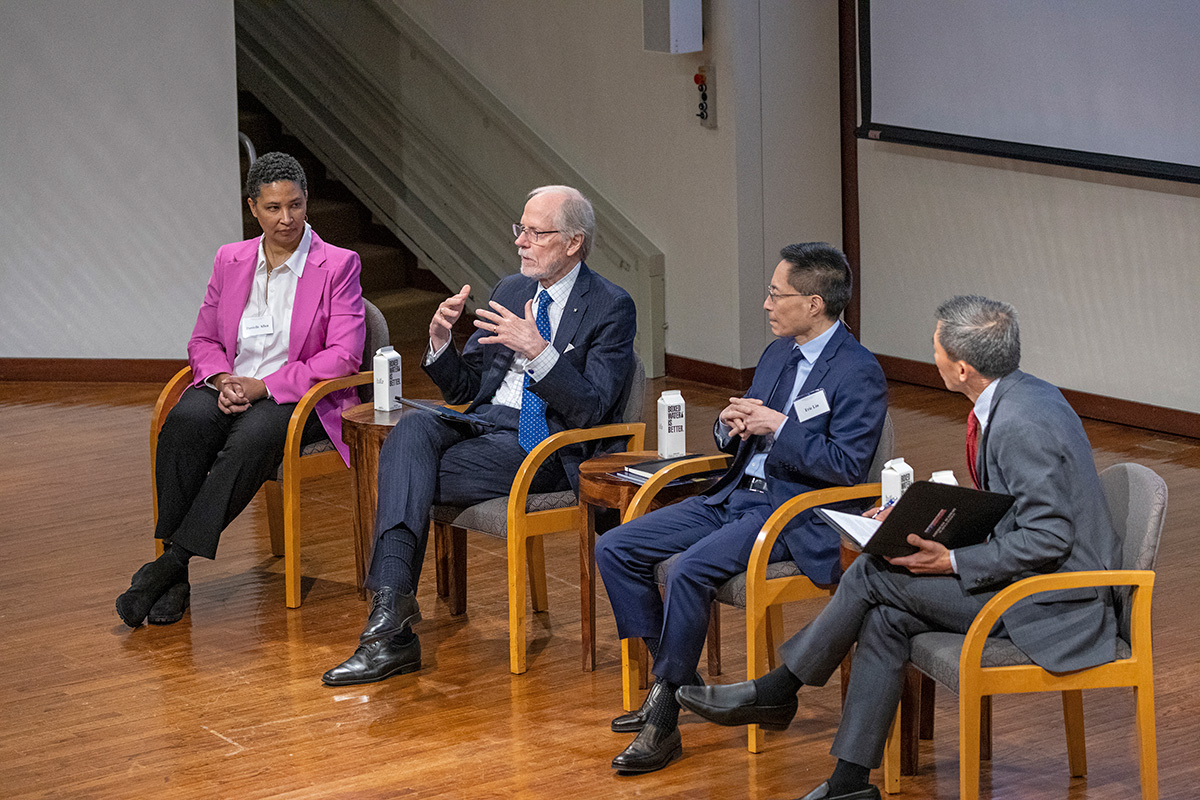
[857,142,1200,414]
[392,0,842,369]
[0,0,241,360]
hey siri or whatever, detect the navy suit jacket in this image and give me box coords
[955,370,1121,672]
[705,324,888,585]
[423,263,637,491]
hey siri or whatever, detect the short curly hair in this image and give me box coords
[245,152,307,200]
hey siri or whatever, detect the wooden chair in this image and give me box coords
[880,462,1167,799]
[430,353,646,674]
[151,299,388,608]
[619,413,894,753]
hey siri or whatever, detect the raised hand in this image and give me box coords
[430,285,471,351]
[474,299,549,360]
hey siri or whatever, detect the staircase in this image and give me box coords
[233,0,666,376]
[238,91,450,346]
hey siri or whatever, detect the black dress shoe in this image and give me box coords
[358,587,421,646]
[796,781,880,800]
[321,635,421,686]
[147,582,190,625]
[611,722,682,773]
[612,671,704,733]
[676,680,798,731]
[116,559,187,628]
[612,681,667,733]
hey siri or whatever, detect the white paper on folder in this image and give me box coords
[819,508,882,549]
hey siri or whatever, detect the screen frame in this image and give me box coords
[856,0,1200,185]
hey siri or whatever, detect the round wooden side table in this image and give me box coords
[341,402,406,597]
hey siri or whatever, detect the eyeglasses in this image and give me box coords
[766,286,819,303]
[512,223,561,244]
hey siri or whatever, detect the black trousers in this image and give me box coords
[154,385,324,559]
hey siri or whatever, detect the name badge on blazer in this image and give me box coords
[793,388,831,422]
[241,315,274,338]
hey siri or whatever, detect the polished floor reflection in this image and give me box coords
[1,354,1197,798]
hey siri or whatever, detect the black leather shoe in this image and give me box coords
[116,559,187,628]
[321,635,421,686]
[796,781,880,800]
[676,679,798,731]
[612,671,704,733]
[358,588,421,646]
[147,582,190,625]
[611,722,682,773]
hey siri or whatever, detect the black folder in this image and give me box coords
[816,481,1015,559]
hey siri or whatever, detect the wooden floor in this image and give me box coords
[2,350,1197,799]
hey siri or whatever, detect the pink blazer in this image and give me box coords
[186,231,366,465]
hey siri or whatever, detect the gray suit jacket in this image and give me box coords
[955,370,1121,672]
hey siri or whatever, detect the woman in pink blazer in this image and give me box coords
[116,152,365,627]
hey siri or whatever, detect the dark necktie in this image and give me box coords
[966,410,981,489]
[766,346,805,413]
[518,290,553,453]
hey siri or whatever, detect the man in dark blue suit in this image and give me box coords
[323,185,637,686]
[597,242,888,773]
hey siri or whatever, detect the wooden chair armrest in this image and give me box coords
[508,422,647,520]
[746,483,882,583]
[284,371,372,451]
[962,569,1156,670]
[622,455,734,523]
[151,366,194,449]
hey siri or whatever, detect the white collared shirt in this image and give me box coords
[232,223,313,385]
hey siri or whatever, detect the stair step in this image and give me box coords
[303,198,364,247]
[357,242,414,293]
[365,288,446,344]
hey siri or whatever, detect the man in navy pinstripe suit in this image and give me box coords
[323,186,637,686]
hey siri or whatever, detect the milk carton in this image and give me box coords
[657,390,687,458]
[930,469,959,486]
[373,346,402,411]
[880,457,914,507]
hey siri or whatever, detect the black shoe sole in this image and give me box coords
[320,658,421,687]
[612,742,683,774]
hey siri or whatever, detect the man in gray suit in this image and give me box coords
[678,295,1120,800]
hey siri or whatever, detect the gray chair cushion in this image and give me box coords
[432,491,578,538]
[652,552,807,609]
[270,438,337,481]
[909,630,1133,693]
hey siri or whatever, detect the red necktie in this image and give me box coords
[965,410,981,489]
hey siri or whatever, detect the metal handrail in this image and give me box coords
[238,131,257,166]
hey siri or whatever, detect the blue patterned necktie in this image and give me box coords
[518,290,553,452]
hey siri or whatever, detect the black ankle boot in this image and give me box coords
[116,558,187,628]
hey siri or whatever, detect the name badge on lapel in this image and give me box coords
[241,315,274,338]
[793,388,831,422]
